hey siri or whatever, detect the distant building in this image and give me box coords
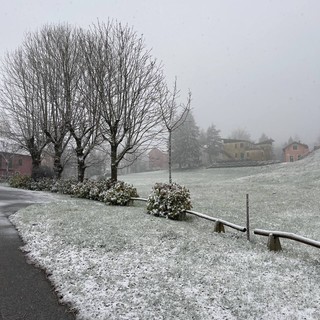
[148,148,168,170]
[283,142,309,162]
[221,139,274,161]
[0,152,32,177]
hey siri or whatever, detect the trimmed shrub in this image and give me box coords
[32,165,54,180]
[29,178,54,191]
[101,181,139,206]
[8,174,139,208]
[70,178,115,201]
[51,178,77,194]
[146,182,192,220]
[71,180,94,199]
[9,173,32,189]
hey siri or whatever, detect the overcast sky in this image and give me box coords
[1,0,320,146]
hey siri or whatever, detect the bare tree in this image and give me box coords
[158,79,191,183]
[82,22,165,181]
[0,48,49,179]
[67,65,103,181]
[229,128,251,141]
[24,24,83,179]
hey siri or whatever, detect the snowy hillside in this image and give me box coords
[10,151,320,319]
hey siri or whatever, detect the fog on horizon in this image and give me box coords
[1,0,320,147]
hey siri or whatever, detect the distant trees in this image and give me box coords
[229,128,251,141]
[158,78,191,183]
[171,112,200,168]
[205,124,222,164]
[0,21,166,181]
[258,133,269,143]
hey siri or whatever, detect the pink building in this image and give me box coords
[0,152,32,177]
[283,142,309,162]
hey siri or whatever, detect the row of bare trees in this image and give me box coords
[0,22,191,182]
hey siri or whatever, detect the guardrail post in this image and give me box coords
[214,220,225,233]
[267,233,282,251]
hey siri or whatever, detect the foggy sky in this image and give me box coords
[1,0,320,146]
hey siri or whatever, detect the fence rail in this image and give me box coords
[186,210,246,232]
[131,198,319,252]
[254,228,320,251]
[130,197,246,233]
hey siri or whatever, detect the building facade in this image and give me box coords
[221,139,274,161]
[0,152,32,177]
[283,142,309,162]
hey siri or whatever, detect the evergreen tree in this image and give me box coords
[259,133,269,143]
[206,124,222,164]
[199,129,207,147]
[171,112,200,168]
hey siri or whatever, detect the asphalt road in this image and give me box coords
[0,186,75,320]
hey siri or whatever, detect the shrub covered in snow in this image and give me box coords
[100,181,139,206]
[71,178,115,201]
[51,178,77,194]
[71,180,96,199]
[29,178,54,191]
[8,174,139,207]
[146,182,192,220]
[9,173,32,189]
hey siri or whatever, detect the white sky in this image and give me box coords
[1,0,320,145]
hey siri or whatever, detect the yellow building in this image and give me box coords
[222,139,274,161]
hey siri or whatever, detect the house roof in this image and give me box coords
[222,139,251,144]
[283,141,309,151]
[255,139,274,145]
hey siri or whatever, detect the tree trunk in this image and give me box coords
[53,145,63,179]
[77,156,86,182]
[31,155,42,180]
[168,130,172,184]
[110,144,118,182]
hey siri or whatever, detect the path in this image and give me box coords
[0,186,75,320]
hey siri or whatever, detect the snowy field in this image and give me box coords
[10,151,320,319]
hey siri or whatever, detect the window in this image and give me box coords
[298,155,301,160]
[18,158,23,166]
[247,152,250,158]
[240,143,244,148]
[235,144,237,148]
[290,156,294,162]
[8,159,13,169]
[235,153,238,158]
[293,144,298,150]
[0,157,2,168]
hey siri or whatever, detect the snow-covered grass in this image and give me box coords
[10,152,320,319]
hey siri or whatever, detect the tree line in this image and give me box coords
[0,21,192,182]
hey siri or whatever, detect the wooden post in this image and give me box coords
[267,233,282,251]
[214,220,225,233]
[246,194,250,241]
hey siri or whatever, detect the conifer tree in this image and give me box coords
[171,112,200,168]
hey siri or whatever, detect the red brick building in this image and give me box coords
[148,148,168,170]
[0,152,32,177]
[283,142,309,162]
